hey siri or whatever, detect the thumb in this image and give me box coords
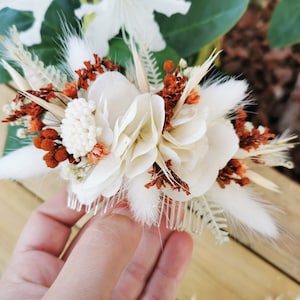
[43,209,142,300]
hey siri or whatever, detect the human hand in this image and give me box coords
[0,189,193,299]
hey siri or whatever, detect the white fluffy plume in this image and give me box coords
[127,171,161,225]
[60,26,105,77]
[0,145,51,179]
[207,182,279,238]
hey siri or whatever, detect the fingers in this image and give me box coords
[13,188,85,257]
[141,231,193,300]
[43,210,142,300]
[111,218,174,299]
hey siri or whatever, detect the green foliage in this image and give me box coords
[0,65,11,84]
[108,39,180,79]
[0,8,35,82]
[268,0,300,48]
[29,0,81,66]
[0,8,34,35]
[156,0,248,57]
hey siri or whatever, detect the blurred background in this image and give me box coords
[221,0,300,183]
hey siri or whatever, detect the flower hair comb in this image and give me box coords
[0,0,297,244]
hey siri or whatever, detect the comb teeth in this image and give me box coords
[67,190,228,241]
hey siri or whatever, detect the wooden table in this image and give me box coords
[1,84,300,299]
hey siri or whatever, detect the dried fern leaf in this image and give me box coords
[193,196,229,244]
[3,26,67,90]
[139,47,162,91]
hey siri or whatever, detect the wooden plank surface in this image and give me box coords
[1,180,300,299]
[1,84,300,298]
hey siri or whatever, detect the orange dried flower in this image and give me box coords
[87,143,110,165]
[33,135,43,148]
[41,139,55,151]
[29,118,44,133]
[42,128,58,140]
[217,158,250,188]
[54,146,69,162]
[234,108,275,151]
[186,88,200,104]
[76,54,119,90]
[43,151,58,168]
[157,67,186,130]
[163,60,175,73]
[145,161,190,196]
[63,82,78,98]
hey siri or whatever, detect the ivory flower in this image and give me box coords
[75,0,191,54]
[67,71,165,207]
[159,72,247,202]
[0,1,53,46]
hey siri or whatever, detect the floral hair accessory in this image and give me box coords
[0,1,297,244]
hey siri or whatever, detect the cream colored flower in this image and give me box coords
[113,93,165,178]
[75,0,191,53]
[159,75,248,202]
[69,71,165,206]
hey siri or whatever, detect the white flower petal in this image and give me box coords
[76,2,121,54]
[75,0,190,52]
[164,105,207,146]
[0,146,51,179]
[70,154,123,205]
[208,182,279,238]
[127,148,157,179]
[121,3,166,51]
[88,72,140,128]
[189,121,239,195]
[113,94,165,178]
[162,120,239,201]
[145,0,191,17]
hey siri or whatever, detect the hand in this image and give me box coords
[0,189,193,299]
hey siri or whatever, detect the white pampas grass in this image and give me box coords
[207,182,279,238]
[200,77,249,122]
[127,172,161,225]
[0,145,50,179]
[60,31,102,78]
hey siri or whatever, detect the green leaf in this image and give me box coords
[29,0,81,66]
[108,38,181,78]
[0,65,11,84]
[268,0,300,48]
[108,38,132,68]
[3,125,34,156]
[0,8,34,35]
[156,0,248,57]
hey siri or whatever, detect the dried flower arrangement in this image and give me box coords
[0,0,297,244]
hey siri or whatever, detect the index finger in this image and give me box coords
[13,188,85,258]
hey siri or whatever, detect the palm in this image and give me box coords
[0,190,192,300]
